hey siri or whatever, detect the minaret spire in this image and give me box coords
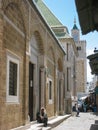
[71,17,80,42]
[72,17,78,30]
[74,17,76,24]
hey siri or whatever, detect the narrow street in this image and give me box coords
[52,113,98,130]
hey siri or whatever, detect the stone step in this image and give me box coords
[48,115,71,128]
[27,123,51,130]
[27,114,71,130]
[27,123,43,130]
[42,127,51,130]
[11,114,71,130]
[27,127,42,130]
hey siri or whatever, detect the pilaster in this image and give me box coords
[0,9,4,129]
[40,67,46,107]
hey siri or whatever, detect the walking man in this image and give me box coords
[72,103,79,116]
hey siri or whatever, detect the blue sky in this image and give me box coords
[44,0,97,81]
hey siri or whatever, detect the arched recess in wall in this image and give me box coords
[47,46,56,116]
[57,58,63,112]
[58,58,63,72]
[34,31,44,55]
[4,2,25,34]
[47,46,55,63]
[47,46,55,76]
[2,0,28,36]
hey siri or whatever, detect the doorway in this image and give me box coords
[29,62,34,121]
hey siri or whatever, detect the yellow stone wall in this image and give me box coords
[76,60,85,93]
[0,0,65,129]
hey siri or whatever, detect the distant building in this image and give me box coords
[71,18,87,98]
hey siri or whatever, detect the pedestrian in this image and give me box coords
[83,102,87,112]
[36,107,48,127]
[72,103,79,116]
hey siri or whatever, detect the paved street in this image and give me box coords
[52,113,98,130]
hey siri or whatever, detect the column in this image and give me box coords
[60,73,64,115]
[40,67,45,107]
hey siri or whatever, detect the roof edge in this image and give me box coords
[29,0,66,55]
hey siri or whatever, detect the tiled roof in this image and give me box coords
[55,32,72,39]
[34,0,63,27]
[34,0,70,38]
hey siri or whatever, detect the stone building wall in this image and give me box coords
[76,60,85,93]
[0,0,27,129]
[0,0,65,129]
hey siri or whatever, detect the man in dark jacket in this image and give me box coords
[72,104,79,116]
[36,107,48,127]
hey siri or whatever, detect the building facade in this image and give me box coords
[34,0,79,114]
[71,19,87,99]
[0,0,67,129]
[0,0,79,129]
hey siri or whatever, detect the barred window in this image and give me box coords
[6,52,19,103]
[48,78,53,104]
[49,80,52,100]
[9,61,17,96]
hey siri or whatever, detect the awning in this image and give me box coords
[80,96,88,100]
[87,52,98,75]
[75,0,98,34]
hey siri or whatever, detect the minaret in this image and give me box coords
[71,18,80,42]
[71,18,87,98]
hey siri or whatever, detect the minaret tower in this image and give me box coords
[71,18,80,42]
[71,18,87,98]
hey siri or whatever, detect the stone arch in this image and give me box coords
[47,46,55,78]
[34,31,44,55]
[47,46,55,63]
[4,2,25,33]
[58,58,63,72]
[2,0,28,35]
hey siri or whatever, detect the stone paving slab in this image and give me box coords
[52,113,98,130]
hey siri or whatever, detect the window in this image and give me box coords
[6,52,19,103]
[77,46,81,50]
[49,80,52,100]
[9,61,17,96]
[48,78,53,104]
